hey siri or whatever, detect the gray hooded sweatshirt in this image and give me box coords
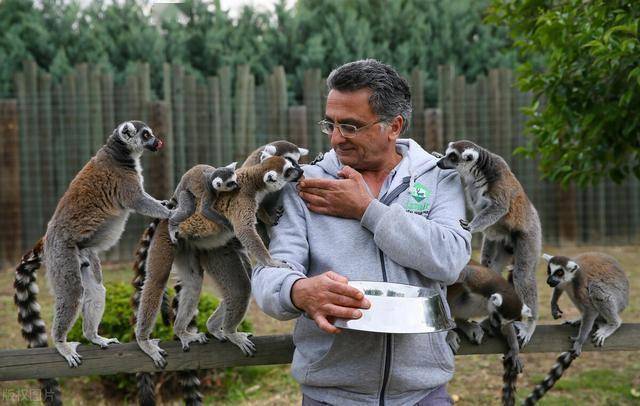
[252,139,472,406]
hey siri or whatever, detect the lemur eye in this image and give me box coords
[556,270,564,277]
[464,154,473,161]
[449,154,459,163]
[141,130,151,140]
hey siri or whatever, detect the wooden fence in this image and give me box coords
[0,60,638,267]
[1,324,639,382]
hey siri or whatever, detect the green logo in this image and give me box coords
[405,183,431,212]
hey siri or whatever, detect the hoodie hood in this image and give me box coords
[315,138,440,195]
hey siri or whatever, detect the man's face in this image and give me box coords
[324,88,400,170]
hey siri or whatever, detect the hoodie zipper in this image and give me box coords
[377,177,411,406]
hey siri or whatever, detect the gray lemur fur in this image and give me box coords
[135,154,304,368]
[14,121,172,369]
[437,140,541,347]
[446,260,532,406]
[523,252,629,405]
[544,252,628,355]
[168,162,239,244]
[241,140,308,241]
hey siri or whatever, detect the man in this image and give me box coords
[252,59,471,406]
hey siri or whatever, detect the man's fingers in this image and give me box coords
[338,165,362,180]
[328,281,365,301]
[299,178,338,190]
[323,304,363,320]
[299,191,328,206]
[327,292,370,309]
[299,186,328,197]
[324,271,348,283]
[314,314,341,334]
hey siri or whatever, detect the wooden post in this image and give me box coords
[196,82,208,164]
[557,183,578,244]
[218,66,233,163]
[453,75,466,140]
[274,66,288,139]
[208,76,222,167]
[254,84,268,149]
[234,64,250,161]
[0,100,21,266]
[475,75,489,149]
[89,66,104,151]
[101,73,115,136]
[161,63,174,191]
[184,74,197,166]
[37,72,55,220]
[303,69,323,155]
[51,83,67,200]
[75,64,91,161]
[410,68,425,144]
[288,106,308,151]
[424,108,443,153]
[437,64,455,142]
[247,73,256,156]
[171,64,186,177]
[146,101,172,200]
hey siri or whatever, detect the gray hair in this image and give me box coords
[327,59,412,135]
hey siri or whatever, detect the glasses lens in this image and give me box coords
[340,124,357,136]
[319,120,334,135]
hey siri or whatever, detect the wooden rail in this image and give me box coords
[1,324,638,381]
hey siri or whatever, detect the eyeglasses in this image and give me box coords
[317,119,385,138]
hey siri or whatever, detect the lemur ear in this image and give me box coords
[299,147,309,157]
[260,145,277,162]
[489,293,503,307]
[226,161,237,170]
[567,261,579,272]
[118,121,135,138]
[542,253,553,263]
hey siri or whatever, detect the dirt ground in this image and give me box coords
[0,244,638,405]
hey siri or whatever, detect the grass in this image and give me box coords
[0,244,638,405]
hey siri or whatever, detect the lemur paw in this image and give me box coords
[210,328,227,342]
[459,219,470,232]
[225,332,256,356]
[177,331,209,351]
[592,327,614,347]
[55,341,82,368]
[514,321,534,347]
[272,206,285,226]
[137,338,167,369]
[551,307,563,320]
[88,335,120,349]
[563,318,581,327]
[504,351,524,374]
[446,330,461,354]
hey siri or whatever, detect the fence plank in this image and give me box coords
[208,76,222,167]
[234,64,250,161]
[218,66,233,163]
[37,73,55,220]
[89,66,104,151]
[410,68,425,143]
[424,108,443,153]
[1,324,639,381]
[303,68,323,155]
[288,106,308,150]
[184,74,197,166]
[0,100,21,266]
[274,66,288,139]
[437,64,455,142]
[171,64,186,177]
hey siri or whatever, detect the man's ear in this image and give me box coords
[387,115,403,140]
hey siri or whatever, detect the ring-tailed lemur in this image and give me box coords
[437,140,541,346]
[13,121,171,371]
[168,162,239,244]
[136,155,303,368]
[446,260,531,406]
[523,252,629,405]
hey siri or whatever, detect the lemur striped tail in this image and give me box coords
[14,238,62,406]
[172,281,203,406]
[524,351,576,405]
[502,356,518,406]
[131,219,161,406]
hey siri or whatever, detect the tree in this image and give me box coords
[488,0,640,185]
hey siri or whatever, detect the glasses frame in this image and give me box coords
[317,118,385,138]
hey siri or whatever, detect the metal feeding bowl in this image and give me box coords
[333,281,455,334]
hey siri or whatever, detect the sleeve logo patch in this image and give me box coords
[405,183,431,212]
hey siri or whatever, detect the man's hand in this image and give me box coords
[298,166,373,220]
[291,271,371,334]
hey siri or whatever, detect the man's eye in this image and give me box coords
[341,124,357,134]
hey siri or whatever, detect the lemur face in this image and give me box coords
[262,156,304,192]
[437,141,479,173]
[210,162,238,192]
[260,141,308,181]
[116,120,163,153]
[543,253,579,287]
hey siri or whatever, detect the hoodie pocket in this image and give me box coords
[303,329,383,393]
